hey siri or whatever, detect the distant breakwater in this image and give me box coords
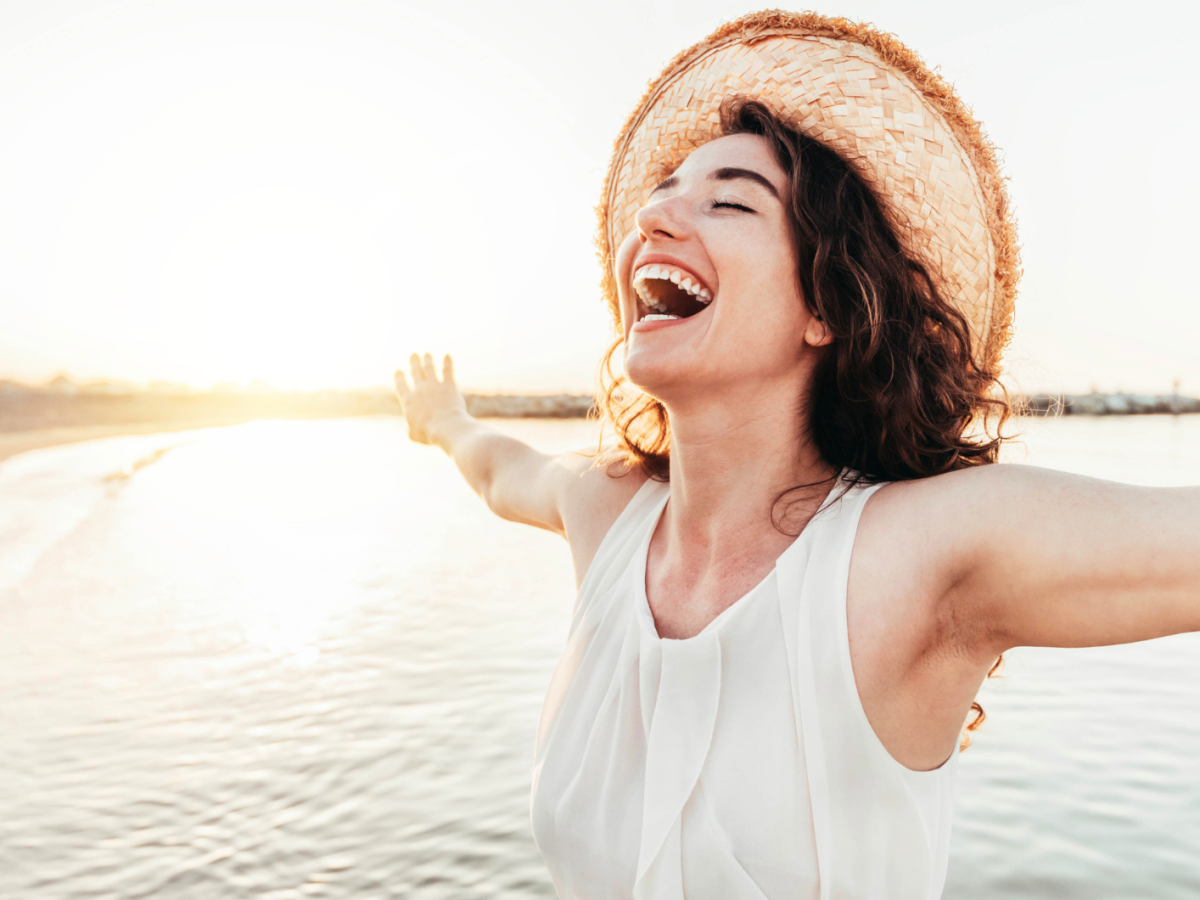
[466,392,1200,418]
[2,382,1198,435]
[1022,393,1200,416]
[464,394,594,419]
[0,385,598,433]
[479,392,1200,418]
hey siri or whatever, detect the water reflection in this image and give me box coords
[2,414,1199,898]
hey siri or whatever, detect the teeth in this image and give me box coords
[632,264,714,304]
[642,314,679,321]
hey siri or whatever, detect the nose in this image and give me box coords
[635,194,687,244]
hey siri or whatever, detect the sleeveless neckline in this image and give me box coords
[634,473,845,642]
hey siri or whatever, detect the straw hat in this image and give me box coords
[598,10,1019,371]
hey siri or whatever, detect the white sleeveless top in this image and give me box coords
[531,473,958,900]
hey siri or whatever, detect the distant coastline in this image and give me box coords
[1,377,1197,463]
[0,378,593,432]
[0,378,592,462]
[1021,393,1200,416]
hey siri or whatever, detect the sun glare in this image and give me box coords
[2,2,1199,395]
[0,0,611,393]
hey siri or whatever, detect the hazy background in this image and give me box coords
[1,0,1197,396]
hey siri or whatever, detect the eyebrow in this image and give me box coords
[650,175,679,195]
[649,167,781,200]
[710,167,780,199]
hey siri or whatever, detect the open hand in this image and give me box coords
[393,353,468,445]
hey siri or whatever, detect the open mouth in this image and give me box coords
[632,264,713,322]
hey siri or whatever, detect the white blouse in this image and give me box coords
[531,473,958,900]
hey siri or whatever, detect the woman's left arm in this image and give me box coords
[915,465,1200,654]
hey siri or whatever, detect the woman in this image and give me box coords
[394,12,1200,900]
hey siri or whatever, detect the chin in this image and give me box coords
[623,347,707,405]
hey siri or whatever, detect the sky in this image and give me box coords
[0,0,1197,395]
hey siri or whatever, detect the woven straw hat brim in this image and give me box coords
[597,10,1019,372]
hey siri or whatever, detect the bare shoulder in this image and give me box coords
[553,449,650,588]
[859,463,1096,551]
[849,464,1057,671]
[862,463,1015,524]
[853,466,1014,605]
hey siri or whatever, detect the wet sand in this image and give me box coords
[0,421,249,464]
[0,390,597,465]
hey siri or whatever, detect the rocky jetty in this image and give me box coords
[464,394,594,419]
[1022,393,1200,416]
[0,381,600,433]
[462,392,1200,419]
[3,378,1198,437]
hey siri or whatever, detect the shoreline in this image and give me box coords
[0,392,595,465]
[0,420,261,464]
[5,406,1200,467]
[2,390,1197,466]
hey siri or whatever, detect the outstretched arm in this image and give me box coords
[394,352,568,533]
[963,466,1200,652]
[393,353,645,581]
[883,465,1200,658]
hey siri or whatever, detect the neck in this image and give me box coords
[660,376,838,548]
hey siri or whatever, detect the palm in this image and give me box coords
[393,353,467,444]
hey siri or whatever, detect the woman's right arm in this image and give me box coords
[394,354,644,581]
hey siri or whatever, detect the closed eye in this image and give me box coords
[711,199,755,213]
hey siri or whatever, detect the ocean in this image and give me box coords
[2,414,1199,899]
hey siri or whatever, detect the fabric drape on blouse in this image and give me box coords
[531,473,957,899]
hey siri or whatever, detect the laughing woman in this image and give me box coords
[393,12,1200,900]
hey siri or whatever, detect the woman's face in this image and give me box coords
[614,133,829,405]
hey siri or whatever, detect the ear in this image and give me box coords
[803,314,834,348]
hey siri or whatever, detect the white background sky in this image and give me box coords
[0,0,1196,394]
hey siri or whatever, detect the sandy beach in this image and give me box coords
[0,420,276,464]
[0,387,402,464]
[0,423,190,464]
[0,388,598,465]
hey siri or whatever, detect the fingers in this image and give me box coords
[405,352,454,386]
[393,369,411,399]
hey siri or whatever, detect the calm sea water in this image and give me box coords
[1,414,1198,899]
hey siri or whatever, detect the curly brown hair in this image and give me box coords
[597,97,1010,748]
